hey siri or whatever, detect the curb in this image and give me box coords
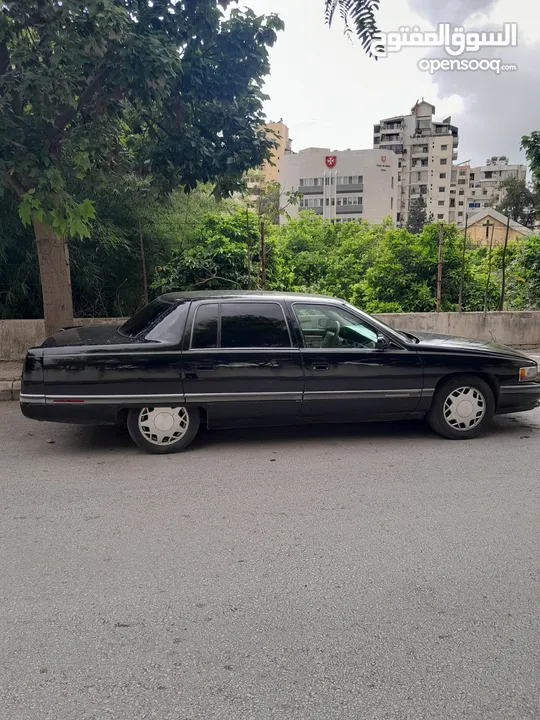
[0,380,20,402]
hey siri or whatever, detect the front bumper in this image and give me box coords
[497,382,540,415]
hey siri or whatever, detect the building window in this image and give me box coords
[441,144,448,150]
[391,197,393,209]
[440,158,447,165]
[440,173,446,179]
[336,196,362,206]
[439,186,445,192]
[458,212,463,217]
[398,161,402,168]
[301,197,324,208]
[469,202,481,209]
[438,200,444,206]
[337,175,362,186]
[437,214,444,219]
[458,201,464,206]
[391,176,394,189]
[459,190,464,195]
[471,190,475,196]
[458,179,467,185]
[459,170,466,176]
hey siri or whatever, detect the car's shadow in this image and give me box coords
[64,413,538,454]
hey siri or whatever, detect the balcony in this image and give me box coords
[337,184,364,193]
[336,205,363,215]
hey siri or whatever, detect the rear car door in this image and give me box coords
[291,302,423,420]
[181,300,304,424]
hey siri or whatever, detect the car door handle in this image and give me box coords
[311,362,329,371]
[195,362,215,372]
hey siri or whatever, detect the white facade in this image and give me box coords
[279,147,399,225]
[374,100,459,226]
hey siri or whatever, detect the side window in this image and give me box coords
[294,304,378,349]
[191,304,218,349]
[221,303,291,348]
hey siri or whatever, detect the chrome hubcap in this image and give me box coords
[443,387,486,431]
[138,407,189,446]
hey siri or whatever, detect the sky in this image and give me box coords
[241,0,540,168]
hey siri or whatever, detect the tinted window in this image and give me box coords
[294,303,378,349]
[119,299,172,338]
[145,303,188,344]
[191,304,218,349]
[221,303,290,348]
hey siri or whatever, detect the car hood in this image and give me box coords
[407,330,534,361]
[41,324,137,348]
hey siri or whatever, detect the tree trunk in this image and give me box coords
[33,219,74,337]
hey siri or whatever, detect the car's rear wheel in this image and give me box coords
[427,375,495,440]
[127,406,200,454]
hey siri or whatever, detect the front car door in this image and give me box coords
[181,300,304,426]
[290,301,424,421]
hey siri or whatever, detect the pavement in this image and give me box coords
[1,402,540,719]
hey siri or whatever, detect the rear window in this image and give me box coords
[119,299,172,338]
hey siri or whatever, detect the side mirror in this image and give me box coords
[375,334,390,350]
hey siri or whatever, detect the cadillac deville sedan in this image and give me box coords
[20,291,540,453]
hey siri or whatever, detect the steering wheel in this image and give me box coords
[322,320,341,347]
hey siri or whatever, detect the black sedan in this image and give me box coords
[20,291,540,453]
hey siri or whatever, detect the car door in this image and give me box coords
[290,302,423,420]
[181,300,304,425]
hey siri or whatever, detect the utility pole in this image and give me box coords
[138,219,149,306]
[484,222,496,315]
[436,222,444,312]
[458,214,468,312]
[246,207,251,289]
[260,220,266,290]
[498,214,511,311]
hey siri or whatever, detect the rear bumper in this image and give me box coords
[20,401,119,426]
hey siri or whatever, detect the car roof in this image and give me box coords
[159,290,346,304]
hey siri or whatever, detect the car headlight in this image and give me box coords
[519,365,538,382]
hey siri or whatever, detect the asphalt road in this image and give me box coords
[1,402,540,720]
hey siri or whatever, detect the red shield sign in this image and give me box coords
[381,155,387,163]
[325,155,337,168]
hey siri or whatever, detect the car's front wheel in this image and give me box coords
[127,406,200,454]
[427,375,495,440]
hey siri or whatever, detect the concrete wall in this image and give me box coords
[374,312,540,349]
[1,312,540,362]
[0,318,126,362]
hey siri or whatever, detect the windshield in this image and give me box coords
[119,299,173,338]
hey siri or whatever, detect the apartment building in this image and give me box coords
[465,156,527,215]
[374,100,459,226]
[279,147,399,224]
[245,120,292,210]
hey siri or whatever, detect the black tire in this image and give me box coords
[427,374,495,440]
[127,406,200,454]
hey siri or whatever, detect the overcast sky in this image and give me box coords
[242,0,540,168]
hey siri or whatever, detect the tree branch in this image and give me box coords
[0,41,10,76]
[47,65,114,148]
[5,171,27,198]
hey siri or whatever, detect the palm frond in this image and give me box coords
[324,0,383,56]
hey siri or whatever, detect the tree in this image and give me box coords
[522,131,540,193]
[496,177,539,228]
[153,207,284,293]
[0,1,282,335]
[406,196,428,234]
[324,0,382,54]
